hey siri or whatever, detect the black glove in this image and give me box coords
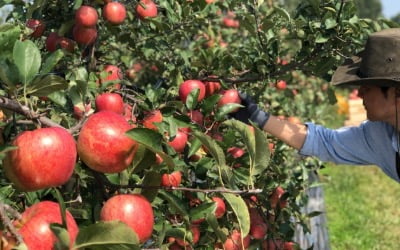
[231,92,270,129]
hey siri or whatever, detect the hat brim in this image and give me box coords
[331,53,400,87]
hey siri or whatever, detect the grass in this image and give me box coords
[319,164,400,249]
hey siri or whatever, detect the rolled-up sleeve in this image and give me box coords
[298,122,393,166]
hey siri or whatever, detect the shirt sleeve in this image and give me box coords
[299,122,388,166]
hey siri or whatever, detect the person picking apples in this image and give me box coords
[232,28,400,184]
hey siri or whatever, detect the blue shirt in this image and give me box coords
[299,121,400,183]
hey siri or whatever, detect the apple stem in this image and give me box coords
[0,203,23,244]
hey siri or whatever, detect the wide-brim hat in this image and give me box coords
[332,28,400,87]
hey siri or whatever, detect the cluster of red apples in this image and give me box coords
[26,0,158,52]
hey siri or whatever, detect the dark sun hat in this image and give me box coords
[331,28,400,87]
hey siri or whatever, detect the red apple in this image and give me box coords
[211,196,226,218]
[227,147,245,159]
[217,89,241,112]
[75,5,98,27]
[58,37,75,52]
[95,93,124,114]
[161,171,182,187]
[26,19,45,38]
[72,25,97,45]
[179,80,206,103]
[77,111,138,173]
[142,110,163,130]
[45,32,60,52]
[270,186,288,209]
[222,16,239,28]
[204,79,221,97]
[3,127,77,191]
[276,80,287,90]
[14,201,79,249]
[167,130,188,153]
[222,230,250,250]
[73,102,93,120]
[100,194,154,243]
[103,2,127,24]
[100,64,123,89]
[136,0,158,19]
[123,103,136,123]
[188,110,203,126]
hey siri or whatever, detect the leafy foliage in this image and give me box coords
[0,0,397,249]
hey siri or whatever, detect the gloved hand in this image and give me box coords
[231,92,270,129]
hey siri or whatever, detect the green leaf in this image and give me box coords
[13,40,41,85]
[189,201,216,222]
[253,123,270,176]
[50,224,70,250]
[0,59,19,89]
[27,74,68,96]
[274,7,291,22]
[193,131,233,186]
[206,213,227,243]
[158,190,189,220]
[40,50,65,75]
[74,221,140,250]
[324,18,337,29]
[185,88,200,110]
[223,120,255,160]
[222,193,250,237]
[0,24,20,58]
[214,104,242,121]
[125,128,174,168]
[136,170,161,202]
[129,145,156,174]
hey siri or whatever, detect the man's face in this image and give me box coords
[357,85,396,122]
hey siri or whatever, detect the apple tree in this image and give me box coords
[0,0,396,249]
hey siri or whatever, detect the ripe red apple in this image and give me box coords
[176,224,200,247]
[222,230,250,250]
[222,16,239,28]
[100,194,154,243]
[3,127,77,191]
[250,222,268,240]
[58,37,75,52]
[72,25,97,45]
[276,80,287,90]
[188,110,203,126]
[26,19,45,38]
[45,32,60,52]
[161,171,182,187]
[77,111,138,173]
[179,80,206,103]
[103,2,127,24]
[142,110,163,130]
[167,130,188,153]
[217,89,241,112]
[75,5,98,27]
[211,196,226,218]
[100,64,123,89]
[73,102,93,120]
[13,201,79,249]
[136,0,158,19]
[204,79,221,97]
[95,93,124,114]
[227,147,245,159]
[270,186,288,209]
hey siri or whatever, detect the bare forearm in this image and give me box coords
[262,116,308,150]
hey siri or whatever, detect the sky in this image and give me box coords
[381,0,400,18]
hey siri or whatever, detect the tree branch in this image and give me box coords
[0,96,63,129]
